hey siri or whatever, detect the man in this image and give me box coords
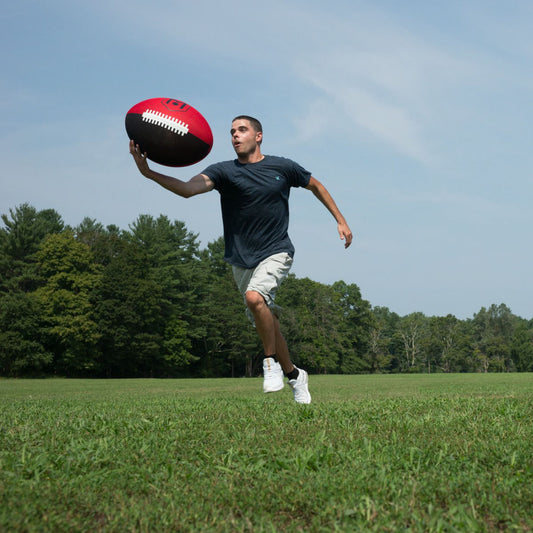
[129,115,352,403]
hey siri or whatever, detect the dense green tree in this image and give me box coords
[0,204,64,375]
[34,232,102,375]
[74,217,105,248]
[0,204,64,292]
[128,215,204,373]
[91,237,163,377]
[162,316,195,371]
[0,291,51,375]
[426,314,470,373]
[127,215,200,308]
[331,280,374,373]
[510,320,533,372]
[470,304,515,372]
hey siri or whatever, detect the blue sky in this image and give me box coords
[2,0,532,319]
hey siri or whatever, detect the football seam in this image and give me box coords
[141,109,189,136]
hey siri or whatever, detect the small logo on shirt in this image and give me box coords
[274,176,281,181]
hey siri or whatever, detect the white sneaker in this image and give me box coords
[288,368,311,404]
[263,357,284,393]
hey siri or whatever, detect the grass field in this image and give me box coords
[1,374,532,532]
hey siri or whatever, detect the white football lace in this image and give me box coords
[141,109,189,136]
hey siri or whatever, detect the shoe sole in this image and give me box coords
[263,383,284,393]
[293,391,311,403]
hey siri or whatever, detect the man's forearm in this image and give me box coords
[143,169,193,198]
[307,177,346,223]
[306,176,353,248]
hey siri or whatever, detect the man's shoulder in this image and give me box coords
[204,159,238,172]
[202,159,239,184]
[263,154,296,166]
[263,155,311,186]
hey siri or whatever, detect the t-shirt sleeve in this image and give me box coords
[286,160,312,188]
[201,162,225,191]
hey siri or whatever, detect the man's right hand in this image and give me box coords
[129,140,151,177]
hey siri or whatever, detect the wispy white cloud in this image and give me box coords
[81,1,444,162]
[287,11,478,164]
[81,1,514,167]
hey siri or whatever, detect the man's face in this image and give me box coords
[230,119,262,157]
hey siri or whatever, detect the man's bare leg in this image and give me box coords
[245,290,295,373]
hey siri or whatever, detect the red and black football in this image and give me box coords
[125,98,213,167]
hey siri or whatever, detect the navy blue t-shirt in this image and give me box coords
[202,155,311,268]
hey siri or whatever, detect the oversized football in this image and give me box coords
[125,98,213,167]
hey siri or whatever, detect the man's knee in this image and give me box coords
[245,290,267,313]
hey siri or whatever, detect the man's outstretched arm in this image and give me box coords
[129,140,214,198]
[306,176,353,248]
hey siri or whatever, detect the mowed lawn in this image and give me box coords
[1,374,532,532]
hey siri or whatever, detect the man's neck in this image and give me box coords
[238,150,265,164]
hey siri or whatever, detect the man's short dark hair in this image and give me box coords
[232,115,263,134]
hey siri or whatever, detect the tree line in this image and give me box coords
[1,204,532,378]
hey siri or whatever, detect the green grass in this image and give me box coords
[1,374,532,532]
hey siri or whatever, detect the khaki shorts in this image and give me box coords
[232,252,293,323]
